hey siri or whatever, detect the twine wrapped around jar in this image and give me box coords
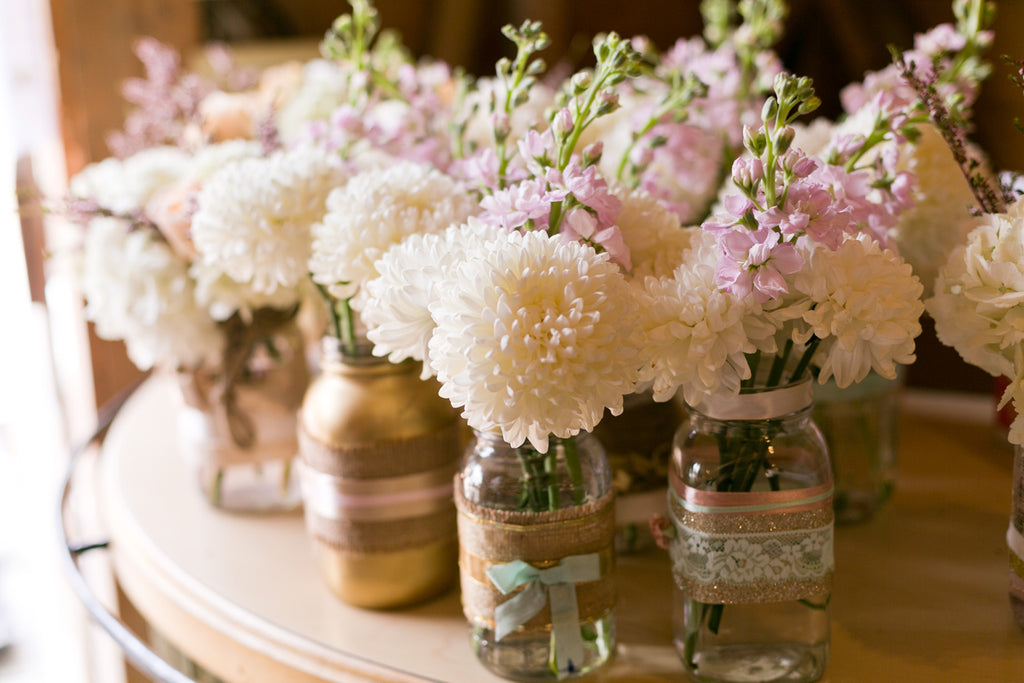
[455,486,616,651]
[174,314,308,511]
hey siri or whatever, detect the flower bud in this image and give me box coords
[774,126,795,154]
[551,107,574,138]
[743,125,767,156]
[572,71,593,93]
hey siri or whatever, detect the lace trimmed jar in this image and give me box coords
[665,379,833,683]
[297,339,463,608]
[456,431,616,681]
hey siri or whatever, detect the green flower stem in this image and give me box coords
[281,459,292,496]
[561,436,586,506]
[543,450,560,511]
[210,468,224,507]
[516,448,544,511]
[314,282,358,356]
[766,339,793,386]
[789,336,821,383]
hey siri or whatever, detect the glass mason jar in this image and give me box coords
[813,370,901,524]
[667,379,833,683]
[174,319,309,512]
[592,388,686,553]
[456,430,616,681]
[1010,444,1024,629]
[297,338,463,608]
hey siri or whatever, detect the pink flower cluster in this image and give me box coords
[474,122,631,269]
[706,148,913,302]
[302,62,456,170]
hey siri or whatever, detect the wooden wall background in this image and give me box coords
[46,0,1024,406]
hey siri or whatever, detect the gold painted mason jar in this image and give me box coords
[297,338,463,608]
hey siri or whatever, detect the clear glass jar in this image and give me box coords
[592,388,686,553]
[668,380,833,683]
[457,431,616,681]
[813,370,901,524]
[175,319,309,513]
[1010,444,1024,629]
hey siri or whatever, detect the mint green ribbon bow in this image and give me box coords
[485,554,602,674]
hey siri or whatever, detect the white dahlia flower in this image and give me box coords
[80,217,222,370]
[309,161,478,302]
[926,203,1024,380]
[361,218,506,373]
[69,146,191,214]
[794,233,923,388]
[427,230,644,452]
[891,124,986,297]
[637,230,777,405]
[613,187,693,281]
[191,146,348,298]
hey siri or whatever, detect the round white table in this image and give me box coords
[95,374,1023,682]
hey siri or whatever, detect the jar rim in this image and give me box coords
[690,378,813,420]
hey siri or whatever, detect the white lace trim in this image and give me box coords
[670,524,834,588]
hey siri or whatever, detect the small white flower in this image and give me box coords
[891,124,985,297]
[427,230,644,452]
[361,218,506,373]
[638,230,778,404]
[309,161,478,302]
[926,204,1024,381]
[191,146,348,301]
[70,146,191,214]
[80,217,222,370]
[794,233,924,387]
[276,59,352,144]
[614,187,693,281]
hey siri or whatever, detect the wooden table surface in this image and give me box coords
[98,374,1024,682]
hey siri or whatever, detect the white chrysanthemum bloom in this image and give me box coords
[186,139,264,183]
[276,59,352,144]
[613,187,693,281]
[427,229,644,452]
[891,124,985,297]
[191,146,348,298]
[637,230,778,405]
[70,146,191,213]
[190,260,302,323]
[791,118,837,159]
[925,204,1024,379]
[793,233,923,388]
[310,161,478,303]
[80,217,222,370]
[362,218,506,374]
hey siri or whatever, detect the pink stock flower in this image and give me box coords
[560,208,631,270]
[552,161,621,226]
[479,178,566,231]
[715,226,803,302]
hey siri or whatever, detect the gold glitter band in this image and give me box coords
[679,576,833,604]
[670,493,834,535]
[455,483,616,634]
